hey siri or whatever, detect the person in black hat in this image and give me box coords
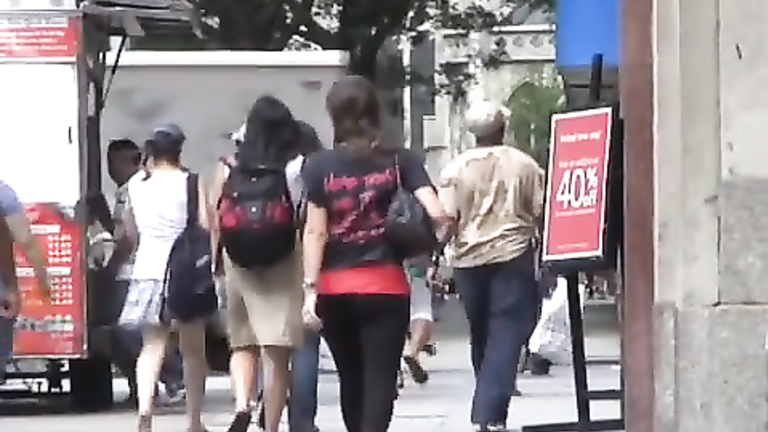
[104,138,187,407]
[114,124,212,432]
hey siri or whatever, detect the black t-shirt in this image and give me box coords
[302,147,433,271]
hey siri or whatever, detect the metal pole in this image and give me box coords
[588,54,604,104]
[401,35,413,149]
[566,273,591,430]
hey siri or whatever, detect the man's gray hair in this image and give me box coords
[465,100,510,138]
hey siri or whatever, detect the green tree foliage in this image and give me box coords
[134,0,552,81]
[506,66,564,167]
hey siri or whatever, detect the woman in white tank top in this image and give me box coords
[116,124,212,432]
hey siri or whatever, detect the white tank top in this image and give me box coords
[128,169,189,281]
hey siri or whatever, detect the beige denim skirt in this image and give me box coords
[223,252,303,348]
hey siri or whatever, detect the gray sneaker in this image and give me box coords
[165,384,186,405]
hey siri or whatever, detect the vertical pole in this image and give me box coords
[401,35,413,149]
[566,272,591,430]
[569,53,604,432]
[588,54,604,104]
[619,245,627,421]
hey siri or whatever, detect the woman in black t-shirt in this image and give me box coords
[300,75,452,432]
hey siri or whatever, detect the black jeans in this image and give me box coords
[453,249,539,426]
[317,294,410,432]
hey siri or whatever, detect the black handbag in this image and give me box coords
[384,154,438,259]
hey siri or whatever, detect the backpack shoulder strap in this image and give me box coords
[219,155,235,168]
[219,155,236,182]
[186,173,200,227]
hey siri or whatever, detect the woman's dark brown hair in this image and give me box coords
[326,75,381,155]
[238,95,301,169]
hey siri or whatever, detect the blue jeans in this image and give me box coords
[289,328,321,431]
[453,249,539,426]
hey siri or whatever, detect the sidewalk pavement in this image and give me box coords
[1,297,624,432]
[0,335,623,432]
[378,336,623,432]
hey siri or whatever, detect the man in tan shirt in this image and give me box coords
[437,100,544,432]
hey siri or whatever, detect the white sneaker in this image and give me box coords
[473,423,507,432]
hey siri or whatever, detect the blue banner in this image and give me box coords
[555,0,620,68]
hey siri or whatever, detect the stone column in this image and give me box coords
[653,0,768,431]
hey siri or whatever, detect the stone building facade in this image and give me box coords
[416,22,555,177]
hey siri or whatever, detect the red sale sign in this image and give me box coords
[0,15,78,62]
[542,107,613,262]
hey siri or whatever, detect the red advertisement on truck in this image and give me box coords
[12,203,85,357]
[0,15,78,60]
[0,9,84,357]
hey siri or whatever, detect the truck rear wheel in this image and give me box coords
[69,356,113,412]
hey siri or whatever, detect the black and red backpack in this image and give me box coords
[217,158,298,268]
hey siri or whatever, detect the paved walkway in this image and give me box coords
[0,300,624,432]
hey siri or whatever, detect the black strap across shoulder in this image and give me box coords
[186,173,200,227]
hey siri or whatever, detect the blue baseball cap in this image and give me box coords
[150,123,186,144]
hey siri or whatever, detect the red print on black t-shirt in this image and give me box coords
[302,148,433,271]
[324,168,395,244]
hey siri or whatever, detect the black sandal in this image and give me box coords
[227,410,252,432]
[403,356,429,384]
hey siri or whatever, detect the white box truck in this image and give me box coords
[0,0,198,411]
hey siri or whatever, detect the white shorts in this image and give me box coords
[409,276,433,322]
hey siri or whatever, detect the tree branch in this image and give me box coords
[296,19,337,48]
[271,0,313,49]
[369,2,411,49]
[349,1,414,77]
[286,0,338,48]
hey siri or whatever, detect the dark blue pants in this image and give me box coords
[453,249,539,426]
[289,328,321,432]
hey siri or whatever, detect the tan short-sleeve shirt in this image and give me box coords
[438,146,545,268]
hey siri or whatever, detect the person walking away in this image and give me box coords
[400,255,433,386]
[114,125,212,432]
[235,119,327,432]
[224,125,264,410]
[435,100,544,432]
[101,139,186,406]
[0,181,51,384]
[300,75,452,432]
[287,120,326,432]
[209,96,305,432]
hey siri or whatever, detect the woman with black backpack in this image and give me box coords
[209,96,305,432]
[299,75,453,432]
[115,124,213,432]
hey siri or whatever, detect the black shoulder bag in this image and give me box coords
[384,154,438,259]
[163,173,218,323]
